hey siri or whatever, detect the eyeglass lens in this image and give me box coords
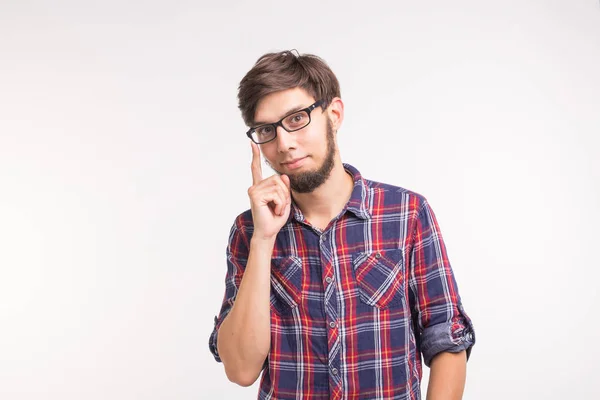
[251,110,310,143]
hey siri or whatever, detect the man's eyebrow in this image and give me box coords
[253,104,307,126]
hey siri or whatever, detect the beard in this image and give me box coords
[267,117,336,194]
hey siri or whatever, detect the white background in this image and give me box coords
[1,0,599,399]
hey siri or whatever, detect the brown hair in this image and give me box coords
[238,49,341,127]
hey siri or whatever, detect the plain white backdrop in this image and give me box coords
[1,0,599,399]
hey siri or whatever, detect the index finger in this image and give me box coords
[250,141,263,185]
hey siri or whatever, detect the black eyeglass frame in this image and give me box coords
[246,99,326,144]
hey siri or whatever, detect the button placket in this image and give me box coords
[320,231,341,385]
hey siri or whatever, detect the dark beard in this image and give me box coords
[270,118,336,194]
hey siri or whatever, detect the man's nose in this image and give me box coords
[275,125,295,151]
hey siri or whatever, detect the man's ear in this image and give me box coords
[328,97,344,131]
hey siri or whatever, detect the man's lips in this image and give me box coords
[281,156,308,169]
[282,157,306,165]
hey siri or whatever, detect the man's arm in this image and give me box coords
[426,350,467,400]
[209,141,292,387]
[216,235,274,387]
[407,198,475,391]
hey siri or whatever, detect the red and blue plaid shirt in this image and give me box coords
[209,163,476,399]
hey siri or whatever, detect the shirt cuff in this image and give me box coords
[209,315,223,363]
[209,313,269,371]
[421,314,475,367]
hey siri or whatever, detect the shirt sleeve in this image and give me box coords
[408,198,476,368]
[208,218,250,363]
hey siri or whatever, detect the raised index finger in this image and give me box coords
[250,141,263,185]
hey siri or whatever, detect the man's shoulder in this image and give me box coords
[224,209,254,253]
[229,209,254,232]
[362,175,428,206]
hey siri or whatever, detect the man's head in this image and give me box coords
[238,50,343,193]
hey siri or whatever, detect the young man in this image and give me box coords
[209,50,476,400]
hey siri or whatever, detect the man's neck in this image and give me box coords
[291,159,354,229]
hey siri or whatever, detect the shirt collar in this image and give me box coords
[288,163,371,224]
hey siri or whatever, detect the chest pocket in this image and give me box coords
[270,255,303,314]
[352,249,405,309]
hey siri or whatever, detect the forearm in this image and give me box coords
[217,237,275,385]
[426,350,467,400]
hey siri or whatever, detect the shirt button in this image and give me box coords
[331,367,338,375]
[325,276,333,284]
[375,252,382,259]
[329,321,337,329]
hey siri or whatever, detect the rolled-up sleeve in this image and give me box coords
[208,218,250,363]
[408,198,476,367]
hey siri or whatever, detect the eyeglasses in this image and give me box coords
[246,99,325,144]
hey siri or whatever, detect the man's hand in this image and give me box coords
[247,142,292,240]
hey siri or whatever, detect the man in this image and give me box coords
[209,50,476,400]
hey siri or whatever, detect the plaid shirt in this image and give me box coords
[209,163,476,400]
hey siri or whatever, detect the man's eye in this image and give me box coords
[286,113,306,127]
[257,126,273,135]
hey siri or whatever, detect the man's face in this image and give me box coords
[253,88,336,193]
